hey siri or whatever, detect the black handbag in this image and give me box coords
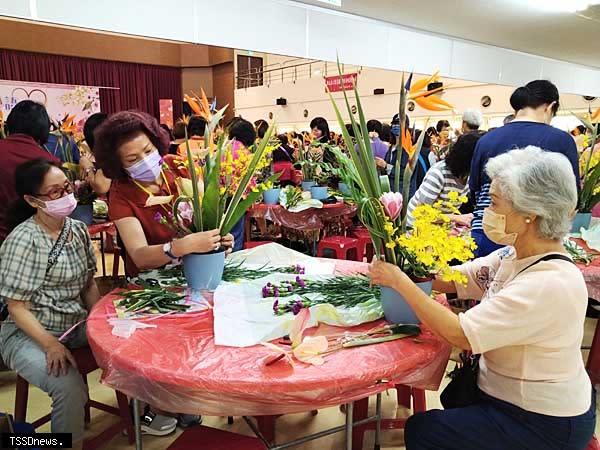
[440,253,575,409]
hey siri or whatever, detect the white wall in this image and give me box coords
[4,0,600,97]
[234,66,600,132]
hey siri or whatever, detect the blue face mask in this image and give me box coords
[125,151,162,183]
[391,124,400,136]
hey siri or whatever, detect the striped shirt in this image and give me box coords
[407,161,468,227]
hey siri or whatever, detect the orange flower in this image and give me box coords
[409,72,454,112]
[184,88,213,122]
[592,107,600,122]
[60,114,77,135]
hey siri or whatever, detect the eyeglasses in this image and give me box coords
[36,182,74,200]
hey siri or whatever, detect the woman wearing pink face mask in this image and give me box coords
[94,111,234,278]
[369,147,595,450]
[0,159,100,450]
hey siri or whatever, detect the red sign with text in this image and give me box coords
[325,73,358,92]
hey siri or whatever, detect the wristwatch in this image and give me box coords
[162,241,180,263]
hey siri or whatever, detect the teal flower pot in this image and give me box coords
[338,182,351,195]
[263,188,281,205]
[302,180,316,191]
[381,280,432,324]
[310,186,329,200]
[70,204,93,225]
[183,249,225,291]
[571,213,592,233]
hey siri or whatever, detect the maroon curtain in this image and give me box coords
[0,49,182,120]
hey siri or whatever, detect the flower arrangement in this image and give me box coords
[574,112,600,213]
[327,62,475,283]
[157,89,280,236]
[51,114,97,205]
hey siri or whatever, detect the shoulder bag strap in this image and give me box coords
[517,253,575,276]
[46,217,72,274]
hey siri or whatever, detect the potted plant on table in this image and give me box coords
[327,64,475,323]
[573,112,600,232]
[297,147,322,191]
[157,90,280,290]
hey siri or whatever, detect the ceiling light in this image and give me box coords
[314,0,342,6]
[523,0,598,12]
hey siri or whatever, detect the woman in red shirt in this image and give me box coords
[94,111,233,276]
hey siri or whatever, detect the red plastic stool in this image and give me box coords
[243,241,272,249]
[14,347,135,449]
[317,236,360,261]
[350,228,374,262]
[166,425,267,449]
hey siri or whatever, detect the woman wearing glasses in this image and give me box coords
[0,159,100,450]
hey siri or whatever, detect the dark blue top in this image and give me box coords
[469,121,579,231]
[44,134,81,164]
[384,145,416,197]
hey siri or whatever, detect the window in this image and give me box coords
[237,55,263,88]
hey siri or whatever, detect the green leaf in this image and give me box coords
[201,139,224,230]
[342,332,419,348]
[210,105,228,131]
[183,127,203,232]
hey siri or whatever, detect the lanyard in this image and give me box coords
[132,170,173,214]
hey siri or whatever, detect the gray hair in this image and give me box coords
[485,146,577,240]
[462,108,483,129]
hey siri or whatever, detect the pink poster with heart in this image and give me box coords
[0,80,101,136]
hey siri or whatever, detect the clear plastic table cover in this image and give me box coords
[87,258,451,416]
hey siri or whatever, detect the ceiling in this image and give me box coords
[294,0,600,68]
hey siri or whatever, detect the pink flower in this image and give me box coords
[177,201,193,223]
[380,192,403,221]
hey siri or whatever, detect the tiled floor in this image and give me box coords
[0,244,599,449]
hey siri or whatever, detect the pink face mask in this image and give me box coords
[42,193,78,218]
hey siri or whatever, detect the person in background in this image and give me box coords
[503,113,515,125]
[366,119,390,160]
[436,119,452,147]
[169,120,187,155]
[79,112,112,196]
[228,118,258,252]
[272,134,296,187]
[0,100,58,244]
[407,132,483,227]
[178,116,208,157]
[1,159,100,450]
[426,126,440,165]
[309,117,336,165]
[411,129,433,190]
[469,79,579,257]
[461,108,484,134]
[375,113,416,196]
[371,147,595,450]
[380,123,393,151]
[254,119,269,140]
[310,117,330,145]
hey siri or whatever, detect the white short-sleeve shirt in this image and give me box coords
[457,247,591,417]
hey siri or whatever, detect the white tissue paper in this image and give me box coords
[109,318,157,339]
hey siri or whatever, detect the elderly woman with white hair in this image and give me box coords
[461,108,483,133]
[369,146,595,450]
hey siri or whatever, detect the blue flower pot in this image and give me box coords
[311,186,329,200]
[182,249,225,291]
[70,204,94,225]
[263,188,281,205]
[302,180,316,191]
[338,182,351,195]
[381,280,432,325]
[571,212,592,233]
